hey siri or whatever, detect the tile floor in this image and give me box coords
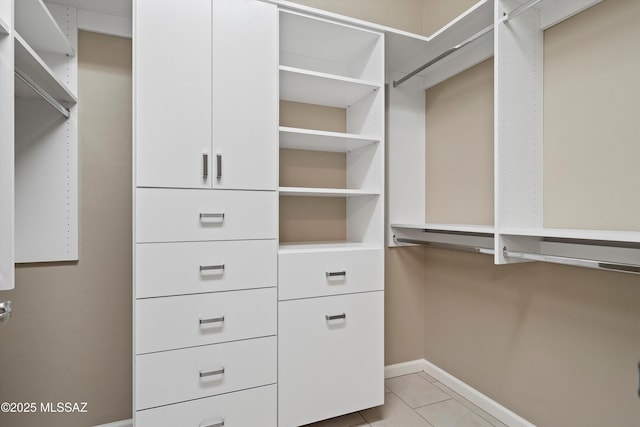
[304,372,509,427]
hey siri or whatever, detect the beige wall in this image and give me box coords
[0,32,132,427]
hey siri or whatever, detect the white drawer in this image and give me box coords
[278,247,383,300]
[136,188,277,243]
[136,288,276,354]
[135,384,277,427]
[136,239,276,298]
[278,292,384,427]
[136,336,276,410]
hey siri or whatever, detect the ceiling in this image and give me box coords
[47,0,132,18]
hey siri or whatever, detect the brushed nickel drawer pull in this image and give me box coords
[203,153,209,179]
[326,271,346,278]
[200,213,224,220]
[216,154,222,179]
[200,418,224,427]
[199,316,225,325]
[200,264,225,272]
[325,313,346,321]
[200,367,225,378]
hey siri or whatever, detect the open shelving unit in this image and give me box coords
[384,0,639,274]
[278,8,385,250]
[13,0,79,263]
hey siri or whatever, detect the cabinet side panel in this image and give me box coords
[0,0,13,288]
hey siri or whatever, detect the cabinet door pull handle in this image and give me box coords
[199,316,225,325]
[200,419,225,427]
[203,153,209,179]
[200,213,225,220]
[216,154,222,179]
[326,271,346,278]
[325,313,346,321]
[200,367,225,378]
[200,264,225,272]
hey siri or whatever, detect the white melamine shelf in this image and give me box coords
[15,0,74,55]
[279,241,381,254]
[14,33,77,103]
[392,223,495,235]
[280,66,380,108]
[0,15,9,35]
[499,228,640,244]
[279,127,379,153]
[279,187,380,197]
[280,9,381,79]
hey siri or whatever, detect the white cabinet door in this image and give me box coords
[135,0,212,188]
[212,0,277,191]
[278,292,384,426]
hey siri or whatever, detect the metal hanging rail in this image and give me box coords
[394,237,494,255]
[392,24,493,88]
[15,66,70,119]
[503,249,640,275]
[501,0,543,23]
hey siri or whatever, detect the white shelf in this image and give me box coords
[0,15,9,35]
[499,228,640,244]
[392,223,494,235]
[280,9,382,80]
[280,187,380,197]
[15,0,74,55]
[14,33,77,104]
[280,66,380,108]
[279,127,379,153]
[279,241,381,254]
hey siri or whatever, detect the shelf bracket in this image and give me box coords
[15,66,70,119]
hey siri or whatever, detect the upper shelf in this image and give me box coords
[500,227,640,244]
[280,9,383,81]
[15,0,74,56]
[279,127,379,153]
[280,187,380,197]
[279,241,381,254]
[392,223,495,236]
[14,33,77,104]
[280,66,380,108]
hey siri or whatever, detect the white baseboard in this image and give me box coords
[385,359,536,427]
[94,420,132,427]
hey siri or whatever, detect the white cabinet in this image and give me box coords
[136,0,277,190]
[133,0,279,421]
[278,292,384,427]
[276,8,386,426]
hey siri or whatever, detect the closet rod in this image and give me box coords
[392,24,493,88]
[15,67,70,119]
[501,0,542,22]
[503,249,640,275]
[394,237,494,255]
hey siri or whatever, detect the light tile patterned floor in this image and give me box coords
[303,372,509,427]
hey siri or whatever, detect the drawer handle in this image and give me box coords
[203,153,209,179]
[200,213,225,220]
[216,154,222,179]
[199,316,225,325]
[200,418,224,427]
[325,313,346,321]
[200,264,225,272]
[326,271,346,278]
[200,367,225,378]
